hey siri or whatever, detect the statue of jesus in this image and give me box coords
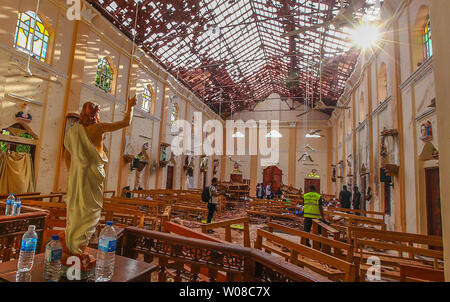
[62,96,136,272]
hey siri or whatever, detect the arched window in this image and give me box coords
[377,63,387,104]
[170,103,179,125]
[95,57,114,93]
[423,15,432,60]
[142,85,152,112]
[14,11,50,62]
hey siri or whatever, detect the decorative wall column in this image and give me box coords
[392,19,407,232]
[288,123,297,187]
[54,18,91,192]
[196,111,204,189]
[155,75,169,189]
[179,102,190,189]
[249,126,258,197]
[116,55,138,193]
[430,0,450,280]
[367,64,375,212]
[326,127,333,195]
[220,126,227,182]
[352,92,357,195]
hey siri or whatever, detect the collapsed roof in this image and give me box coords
[87,0,382,118]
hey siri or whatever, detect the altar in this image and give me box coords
[230,173,243,183]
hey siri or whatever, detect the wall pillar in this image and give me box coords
[367,65,375,212]
[54,19,90,192]
[220,126,227,182]
[288,123,297,187]
[392,19,407,232]
[430,0,450,280]
[155,76,169,189]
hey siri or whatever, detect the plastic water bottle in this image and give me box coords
[44,235,63,282]
[95,221,117,282]
[17,225,38,272]
[5,193,15,216]
[13,198,21,216]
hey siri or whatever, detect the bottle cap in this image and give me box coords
[17,198,21,202]
[9,193,13,196]
[28,225,36,231]
[51,235,59,241]
[106,221,113,226]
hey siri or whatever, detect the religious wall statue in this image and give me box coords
[62,96,137,274]
[420,121,433,142]
[15,103,32,123]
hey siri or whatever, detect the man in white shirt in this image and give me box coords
[207,178,220,226]
[266,184,272,200]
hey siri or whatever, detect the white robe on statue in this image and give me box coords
[64,123,108,255]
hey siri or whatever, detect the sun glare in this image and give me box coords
[350,23,381,49]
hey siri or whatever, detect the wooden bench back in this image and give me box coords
[255,229,356,282]
[201,217,251,247]
[327,207,385,221]
[351,227,444,274]
[267,222,352,262]
[18,194,64,203]
[324,210,386,230]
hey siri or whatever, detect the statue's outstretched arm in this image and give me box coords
[99,96,137,134]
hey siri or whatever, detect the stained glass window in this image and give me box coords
[423,15,433,60]
[95,57,114,93]
[14,11,50,62]
[142,86,152,112]
[170,103,178,125]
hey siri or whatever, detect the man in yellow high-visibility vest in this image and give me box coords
[303,185,325,247]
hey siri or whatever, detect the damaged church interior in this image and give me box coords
[0,0,450,285]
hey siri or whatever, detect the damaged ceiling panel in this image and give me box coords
[87,0,382,118]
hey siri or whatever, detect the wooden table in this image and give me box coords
[0,247,156,282]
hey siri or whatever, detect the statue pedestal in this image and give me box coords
[230,173,243,183]
[59,232,97,281]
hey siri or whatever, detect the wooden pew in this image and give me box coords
[310,220,342,247]
[255,229,357,282]
[324,210,386,231]
[0,192,41,199]
[327,207,385,222]
[350,227,444,281]
[201,217,251,247]
[163,221,228,282]
[267,222,353,263]
[19,193,64,203]
[248,198,298,226]
[399,264,445,282]
[19,199,147,239]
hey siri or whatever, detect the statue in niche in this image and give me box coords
[15,103,32,122]
[420,121,433,142]
[62,96,136,276]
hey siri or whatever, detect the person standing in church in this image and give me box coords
[257,183,263,199]
[353,186,362,214]
[339,185,352,209]
[206,177,220,229]
[303,185,324,247]
[265,183,272,200]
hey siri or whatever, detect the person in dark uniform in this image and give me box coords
[353,186,362,214]
[339,185,352,209]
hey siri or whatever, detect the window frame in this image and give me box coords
[142,85,152,112]
[14,11,51,63]
[423,15,433,60]
[95,57,115,93]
